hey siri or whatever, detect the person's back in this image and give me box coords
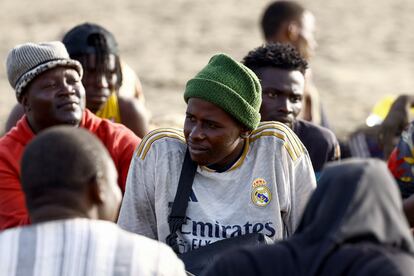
[0,219,184,276]
[292,119,339,173]
[0,126,185,276]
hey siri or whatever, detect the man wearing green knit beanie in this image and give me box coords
[184,53,262,131]
[118,53,316,274]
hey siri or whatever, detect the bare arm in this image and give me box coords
[118,96,150,138]
[118,61,145,102]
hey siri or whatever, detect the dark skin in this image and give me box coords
[267,11,316,62]
[184,98,249,170]
[4,54,149,138]
[21,67,85,133]
[29,154,122,223]
[256,67,305,128]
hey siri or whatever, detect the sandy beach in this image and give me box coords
[1,0,414,139]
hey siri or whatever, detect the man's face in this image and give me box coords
[257,67,305,128]
[184,98,245,168]
[297,11,317,60]
[81,54,118,113]
[22,67,85,133]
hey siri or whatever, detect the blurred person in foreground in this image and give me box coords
[118,53,316,253]
[387,120,414,230]
[261,0,329,128]
[0,41,139,230]
[0,126,185,276]
[243,43,340,179]
[204,159,414,276]
[5,22,150,138]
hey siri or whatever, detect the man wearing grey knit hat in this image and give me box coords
[118,52,316,274]
[0,41,140,230]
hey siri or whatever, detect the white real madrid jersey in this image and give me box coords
[118,122,316,253]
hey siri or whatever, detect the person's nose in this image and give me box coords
[277,97,292,114]
[58,82,77,97]
[189,123,206,141]
[95,75,109,88]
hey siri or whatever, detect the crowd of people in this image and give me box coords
[1,1,414,275]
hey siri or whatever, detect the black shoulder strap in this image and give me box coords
[166,148,197,253]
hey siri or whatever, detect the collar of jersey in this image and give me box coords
[200,139,250,173]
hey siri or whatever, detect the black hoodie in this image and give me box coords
[203,159,414,276]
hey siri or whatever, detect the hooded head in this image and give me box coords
[290,158,414,274]
[203,159,414,276]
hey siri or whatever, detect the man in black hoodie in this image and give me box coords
[203,159,414,276]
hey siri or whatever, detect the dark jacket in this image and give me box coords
[293,119,340,173]
[203,159,414,276]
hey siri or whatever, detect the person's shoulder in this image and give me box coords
[134,127,186,161]
[330,243,414,275]
[115,225,186,273]
[295,119,338,142]
[82,109,139,140]
[250,121,305,161]
[0,224,20,238]
[0,116,32,154]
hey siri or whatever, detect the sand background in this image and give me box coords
[1,0,414,139]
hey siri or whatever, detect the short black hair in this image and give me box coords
[63,23,123,88]
[242,43,308,75]
[21,126,110,211]
[261,1,305,40]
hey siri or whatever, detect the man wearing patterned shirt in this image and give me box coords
[0,126,185,276]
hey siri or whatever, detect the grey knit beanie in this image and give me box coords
[6,41,83,102]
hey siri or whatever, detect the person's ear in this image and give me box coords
[20,93,31,113]
[88,175,105,205]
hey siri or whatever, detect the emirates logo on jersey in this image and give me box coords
[251,178,272,207]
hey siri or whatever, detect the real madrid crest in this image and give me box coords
[251,178,272,207]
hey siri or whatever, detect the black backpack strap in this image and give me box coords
[166,148,198,253]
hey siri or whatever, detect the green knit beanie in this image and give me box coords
[184,53,262,130]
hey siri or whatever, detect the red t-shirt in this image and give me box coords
[0,109,140,230]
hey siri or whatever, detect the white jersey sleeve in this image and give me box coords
[285,152,316,235]
[117,128,186,240]
[117,145,158,239]
[252,121,316,236]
